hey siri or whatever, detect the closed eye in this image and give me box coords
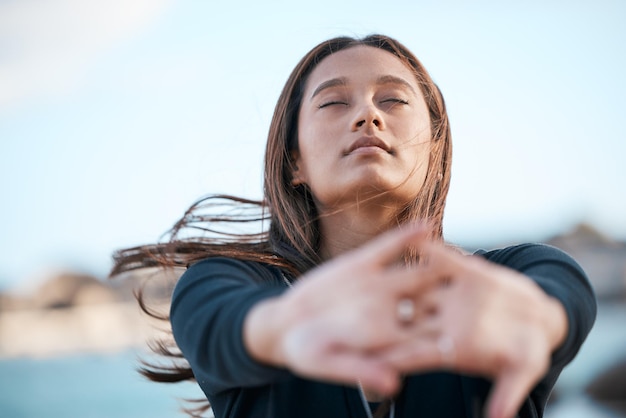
[381,98,409,105]
[318,101,349,109]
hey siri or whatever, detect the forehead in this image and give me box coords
[304,45,418,94]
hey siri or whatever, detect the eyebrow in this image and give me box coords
[309,75,417,101]
[310,77,347,100]
[376,75,418,96]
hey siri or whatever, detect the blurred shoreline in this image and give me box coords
[0,267,178,359]
[0,301,167,359]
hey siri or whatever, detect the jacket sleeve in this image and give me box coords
[170,257,291,395]
[477,243,597,414]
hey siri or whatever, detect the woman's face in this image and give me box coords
[293,45,432,210]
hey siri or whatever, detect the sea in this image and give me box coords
[1,303,625,418]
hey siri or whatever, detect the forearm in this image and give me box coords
[542,294,568,353]
[243,294,292,367]
[170,258,291,394]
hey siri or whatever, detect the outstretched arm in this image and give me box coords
[381,241,596,418]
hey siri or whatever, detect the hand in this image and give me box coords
[382,241,568,418]
[244,223,433,395]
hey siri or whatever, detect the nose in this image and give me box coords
[352,103,383,131]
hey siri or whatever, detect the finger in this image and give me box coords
[417,241,467,276]
[289,322,402,394]
[387,263,452,296]
[380,264,440,297]
[414,241,496,290]
[486,369,534,418]
[381,271,449,336]
[388,342,440,370]
[380,324,449,371]
[312,352,401,396]
[352,222,431,267]
[383,253,466,301]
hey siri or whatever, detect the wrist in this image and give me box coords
[543,295,569,352]
[243,294,294,367]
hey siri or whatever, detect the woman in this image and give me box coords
[111,35,596,418]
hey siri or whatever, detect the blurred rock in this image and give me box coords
[0,267,182,358]
[111,267,181,303]
[0,267,180,312]
[547,223,626,301]
[32,272,118,309]
[0,301,170,358]
[0,292,30,311]
[585,356,626,415]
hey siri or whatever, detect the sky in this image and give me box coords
[1,0,625,290]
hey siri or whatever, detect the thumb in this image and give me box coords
[486,369,533,418]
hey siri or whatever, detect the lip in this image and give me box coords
[344,136,392,155]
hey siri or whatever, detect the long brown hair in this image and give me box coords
[110,34,452,417]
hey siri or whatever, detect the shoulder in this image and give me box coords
[472,243,596,310]
[187,257,286,282]
[473,243,584,272]
[174,257,288,298]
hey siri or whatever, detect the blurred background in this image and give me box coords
[0,0,624,417]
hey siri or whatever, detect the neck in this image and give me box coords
[317,199,402,259]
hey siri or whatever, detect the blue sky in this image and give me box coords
[1,0,625,290]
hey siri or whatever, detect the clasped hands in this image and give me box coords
[244,224,568,418]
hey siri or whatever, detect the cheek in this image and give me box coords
[398,119,431,162]
[298,122,335,160]
[408,116,431,142]
[404,141,432,190]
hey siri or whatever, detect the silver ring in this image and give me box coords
[437,335,456,365]
[396,298,415,324]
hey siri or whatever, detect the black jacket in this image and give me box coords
[170,244,596,418]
